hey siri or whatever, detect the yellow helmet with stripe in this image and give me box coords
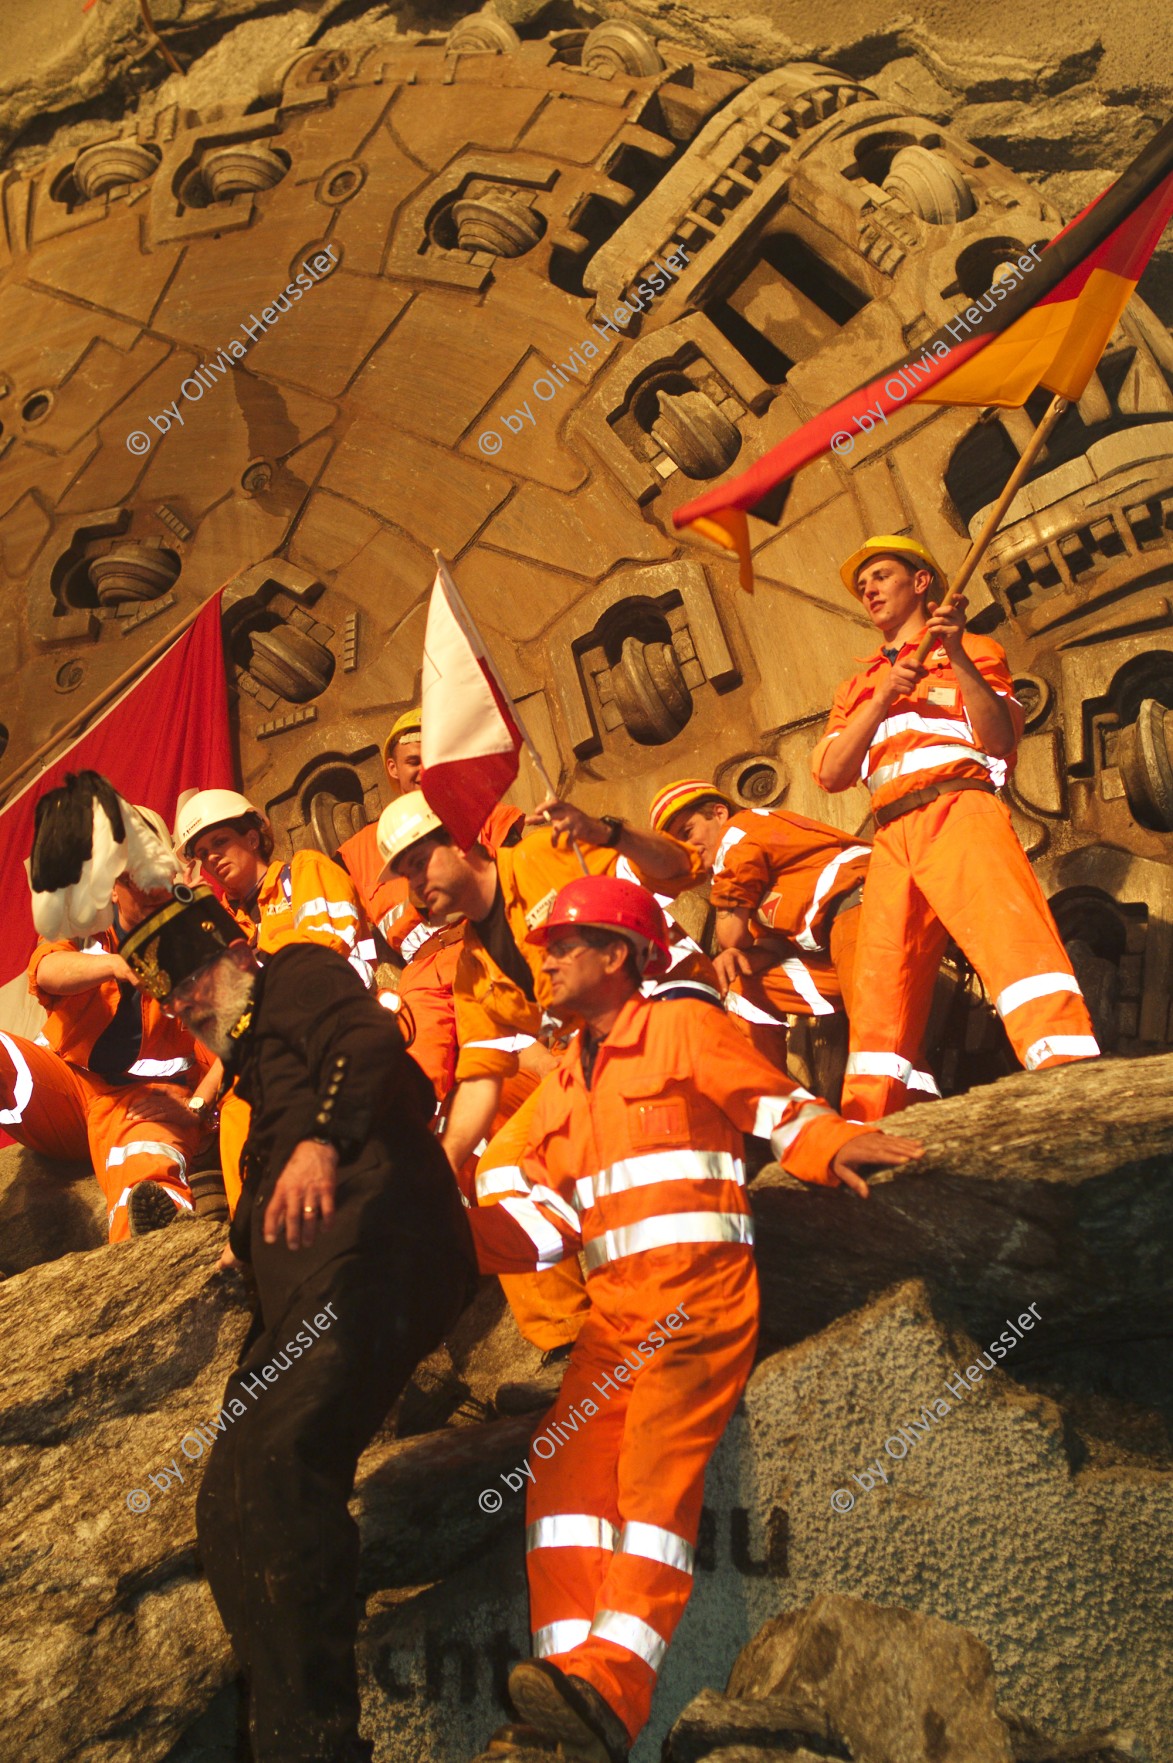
[381,707,422,764]
[648,778,732,835]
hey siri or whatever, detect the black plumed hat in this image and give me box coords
[121,885,246,1000]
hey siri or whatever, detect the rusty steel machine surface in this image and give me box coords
[0,19,1171,1060]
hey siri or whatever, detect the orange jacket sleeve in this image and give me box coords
[810,676,859,789]
[682,1006,870,1186]
[464,1087,583,1274]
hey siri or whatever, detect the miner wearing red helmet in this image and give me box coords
[466,876,922,1762]
[649,778,870,1070]
[813,535,1099,1119]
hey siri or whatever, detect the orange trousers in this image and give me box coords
[842,788,1099,1120]
[0,1033,199,1242]
[726,903,860,1067]
[525,1244,758,1740]
[475,1082,590,1352]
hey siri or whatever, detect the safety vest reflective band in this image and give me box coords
[573,1148,746,1214]
[533,1619,592,1657]
[866,743,1002,794]
[778,956,837,1016]
[794,846,871,952]
[845,1051,914,1083]
[618,1521,695,1574]
[1023,1034,1100,1070]
[770,1100,838,1158]
[398,921,435,962]
[907,1068,942,1096]
[126,1055,193,1078]
[724,990,789,1026]
[589,1608,669,1673]
[582,1210,753,1273]
[526,1515,619,1553]
[0,1033,34,1125]
[292,896,359,944]
[752,1089,815,1135]
[464,1028,539,1054]
[476,1164,529,1201]
[105,1140,189,1178]
[499,1196,571,1266]
[994,972,1083,1019]
[872,710,975,746]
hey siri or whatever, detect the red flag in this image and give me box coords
[0,594,233,1048]
[674,118,1173,588]
[419,557,525,849]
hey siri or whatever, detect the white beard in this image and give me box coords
[184,963,256,1059]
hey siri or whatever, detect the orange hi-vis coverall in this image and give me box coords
[708,807,870,1029]
[812,630,1099,1120]
[461,826,706,1351]
[1,931,211,1241]
[468,994,869,1743]
[218,849,375,1212]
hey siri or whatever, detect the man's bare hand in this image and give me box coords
[528,797,606,849]
[262,1139,339,1249]
[829,1131,923,1197]
[216,1242,245,1272]
[880,655,924,704]
[712,947,773,991]
[924,593,967,657]
[123,1082,207,1134]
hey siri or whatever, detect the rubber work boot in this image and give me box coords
[187,1166,230,1222]
[128,1180,185,1236]
[507,1660,630,1763]
[494,1343,573,1415]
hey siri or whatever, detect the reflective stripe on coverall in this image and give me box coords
[457,827,704,1352]
[468,995,868,1742]
[812,633,1098,1119]
[0,1032,197,1241]
[18,934,206,1238]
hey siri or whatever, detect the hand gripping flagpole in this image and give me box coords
[913,391,1068,664]
[431,552,589,875]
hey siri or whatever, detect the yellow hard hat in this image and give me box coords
[375,790,444,883]
[840,535,948,600]
[382,708,422,764]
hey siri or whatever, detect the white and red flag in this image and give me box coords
[419,554,527,848]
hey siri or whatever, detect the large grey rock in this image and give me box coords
[343,1281,1172,1763]
[0,1223,251,1762]
[749,1054,1173,1421]
[0,1142,106,1276]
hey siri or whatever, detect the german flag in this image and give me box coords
[673,119,1173,588]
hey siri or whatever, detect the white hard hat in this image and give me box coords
[375,790,445,882]
[174,787,266,857]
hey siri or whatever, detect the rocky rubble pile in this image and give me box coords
[1,1055,1169,1762]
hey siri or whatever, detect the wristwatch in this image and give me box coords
[186,1096,215,1126]
[599,814,625,848]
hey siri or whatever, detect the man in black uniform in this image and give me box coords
[122,887,475,1763]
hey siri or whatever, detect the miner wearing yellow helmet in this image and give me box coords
[812,534,1098,1119]
[335,709,429,961]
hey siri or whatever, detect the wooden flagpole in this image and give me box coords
[913,391,1068,663]
[430,551,589,874]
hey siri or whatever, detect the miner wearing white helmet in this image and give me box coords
[174,785,375,1213]
[3,801,220,1241]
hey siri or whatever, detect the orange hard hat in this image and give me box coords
[527,875,671,977]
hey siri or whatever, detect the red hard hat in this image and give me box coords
[528,875,672,977]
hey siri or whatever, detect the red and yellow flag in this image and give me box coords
[674,120,1173,588]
